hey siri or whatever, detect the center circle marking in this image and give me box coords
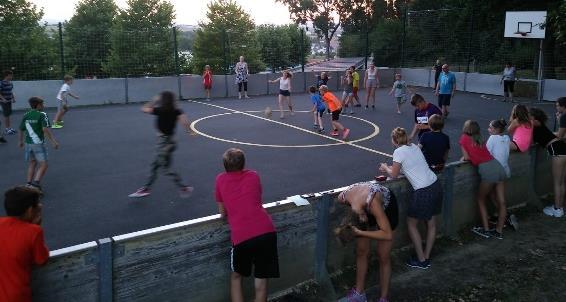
[190,111,380,148]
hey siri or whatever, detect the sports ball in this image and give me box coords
[264,106,272,118]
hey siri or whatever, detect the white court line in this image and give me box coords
[188,100,392,158]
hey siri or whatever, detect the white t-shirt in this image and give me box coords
[279,77,291,91]
[393,144,437,190]
[486,134,511,177]
[57,83,71,101]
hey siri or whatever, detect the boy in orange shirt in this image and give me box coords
[319,85,350,139]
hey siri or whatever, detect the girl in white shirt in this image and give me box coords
[269,71,293,119]
[379,127,443,270]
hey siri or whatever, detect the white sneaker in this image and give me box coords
[543,206,564,217]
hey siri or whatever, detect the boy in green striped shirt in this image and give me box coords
[18,97,59,193]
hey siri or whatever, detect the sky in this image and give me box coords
[29,0,292,25]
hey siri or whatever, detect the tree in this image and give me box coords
[65,0,117,78]
[0,0,58,80]
[277,0,373,59]
[256,25,291,72]
[286,24,312,68]
[192,0,264,74]
[104,0,176,76]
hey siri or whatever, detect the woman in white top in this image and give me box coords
[364,62,380,109]
[269,70,293,119]
[500,62,516,102]
[379,127,443,270]
[235,56,249,99]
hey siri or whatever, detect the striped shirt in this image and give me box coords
[0,80,14,102]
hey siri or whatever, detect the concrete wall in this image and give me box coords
[31,148,552,302]
[9,69,562,111]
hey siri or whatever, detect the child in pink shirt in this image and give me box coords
[215,148,279,302]
[508,104,533,152]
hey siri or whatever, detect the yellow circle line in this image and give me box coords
[190,111,380,148]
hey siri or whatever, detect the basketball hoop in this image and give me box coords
[514,31,528,37]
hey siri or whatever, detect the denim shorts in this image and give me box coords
[58,99,68,112]
[25,144,48,162]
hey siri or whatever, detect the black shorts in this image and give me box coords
[503,80,515,94]
[367,192,399,231]
[331,109,342,121]
[316,108,325,118]
[231,232,280,279]
[548,140,566,156]
[279,89,290,97]
[407,180,443,220]
[438,94,451,107]
[1,102,12,117]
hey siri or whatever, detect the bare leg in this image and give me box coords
[27,160,37,183]
[230,272,244,302]
[317,115,324,130]
[509,141,519,152]
[371,88,376,107]
[277,94,284,118]
[407,217,425,261]
[355,238,370,293]
[287,96,293,115]
[494,182,507,233]
[332,121,344,131]
[478,182,495,230]
[254,278,268,302]
[34,161,48,183]
[376,237,394,299]
[54,109,63,123]
[4,116,10,128]
[424,217,436,259]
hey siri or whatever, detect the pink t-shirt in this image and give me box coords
[215,170,275,245]
[459,134,493,166]
[511,122,533,152]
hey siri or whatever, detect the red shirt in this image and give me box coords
[0,217,49,302]
[459,134,494,166]
[215,170,276,245]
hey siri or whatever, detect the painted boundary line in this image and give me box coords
[188,100,393,158]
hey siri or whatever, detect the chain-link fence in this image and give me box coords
[0,23,312,81]
[339,8,566,80]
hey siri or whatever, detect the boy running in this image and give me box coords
[52,75,79,129]
[388,73,411,114]
[129,91,195,198]
[1,70,16,135]
[319,85,350,140]
[309,86,326,133]
[19,97,59,193]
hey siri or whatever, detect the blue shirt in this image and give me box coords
[419,131,450,166]
[0,80,13,102]
[310,94,326,111]
[438,72,456,94]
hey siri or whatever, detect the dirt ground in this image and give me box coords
[272,203,566,302]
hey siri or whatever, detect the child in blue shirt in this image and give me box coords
[309,86,326,133]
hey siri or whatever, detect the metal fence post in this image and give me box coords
[314,194,336,298]
[98,238,113,302]
[441,165,456,238]
[125,74,129,104]
[58,22,65,79]
[528,147,542,208]
[401,6,407,68]
[222,29,229,98]
[300,28,305,73]
[172,27,182,100]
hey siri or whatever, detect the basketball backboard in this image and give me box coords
[504,11,546,39]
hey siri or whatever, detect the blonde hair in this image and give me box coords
[391,127,408,145]
[462,120,483,146]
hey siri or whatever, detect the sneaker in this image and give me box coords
[543,206,564,218]
[365,106,368,109]
[349,111,355,115]
[489,230,503,240]
[471,226,491,238]
[331,131,339,136]
[313,124,319,129]
[342,128,350,140]
[318,128,325,133]
[342,288,367,302]
[371,105,375,110]
[26,182,43,195]
[128,187,151,198]
[506,214,519,231]
[406,256,430,269]
[0,137,6,144]
[5,128,16,135]
[179,186,194,198]
[354,104,362,107]
[51,123,63,129]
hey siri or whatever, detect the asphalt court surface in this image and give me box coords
[0,87,557,249]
